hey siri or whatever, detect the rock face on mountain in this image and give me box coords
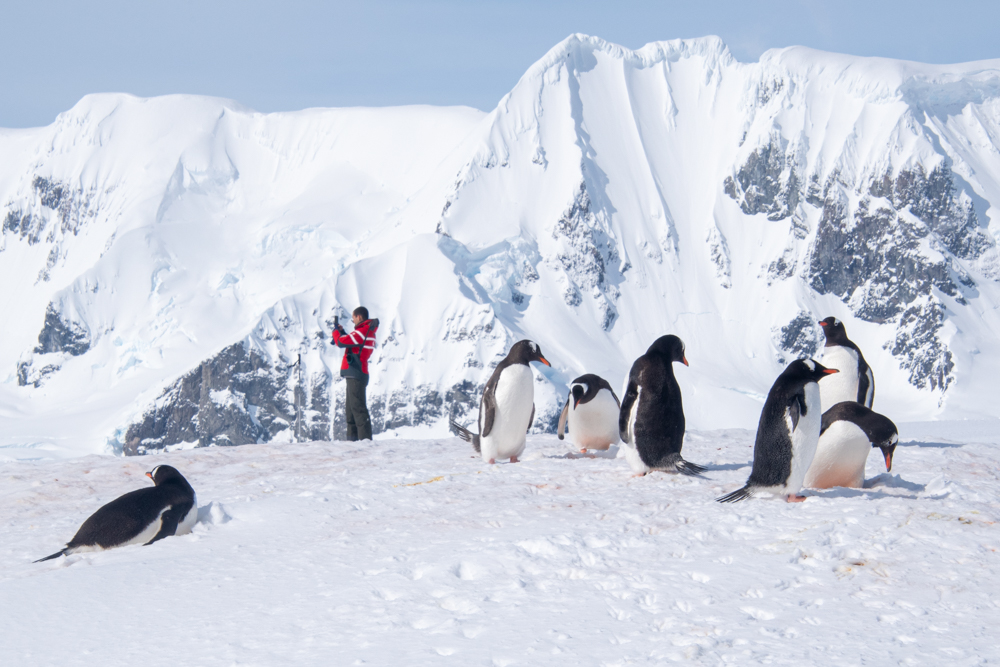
[2,36,1000,457]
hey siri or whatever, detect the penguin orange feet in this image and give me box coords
[488,458,496,465]
[509,455,519,463]
[786,494,807,503]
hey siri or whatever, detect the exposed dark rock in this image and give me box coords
[122,341,329,455]
[552,182,620,326]
[773,312,822,365]
[33,304,90,357]
[884,299,954,392]
[726,138,985,393]
[724,136,799,221]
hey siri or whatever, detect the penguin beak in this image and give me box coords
[681,356,689,367]
[538,356,551,367]
[822,368,839,375]
[573,398,581,409]
[145,471,153,479]
[819,321,827,327]
[883,449,893,472]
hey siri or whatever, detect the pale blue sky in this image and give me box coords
[2,0,998,128]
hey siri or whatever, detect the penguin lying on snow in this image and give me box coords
[803,401,898,489]
[619,335,705,476]
[35,465,197,562]
[717,360,837,503]
[450,340,551,464]
[557,374,621,453]
[818,316,874,410]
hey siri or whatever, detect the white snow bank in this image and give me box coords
[2,421,998,664]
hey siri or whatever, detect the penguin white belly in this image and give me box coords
[568,391,620,450]
[778,383,822,496]
[804,422,870,489]
[819,346,860,410]
[622,387,649,473]
[479,365,534,461]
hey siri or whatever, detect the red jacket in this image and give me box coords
[332,318,379,378]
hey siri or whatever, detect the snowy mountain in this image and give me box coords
[3,34,1000,458]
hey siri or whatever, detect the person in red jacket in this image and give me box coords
[332,306,379,441]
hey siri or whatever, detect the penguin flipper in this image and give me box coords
[145,504,189,545]
[34,548,68,563]
[716,485,754,503]
[557,399,569,440]
[448,419,481,453]
[619,380,639,442]
[481,391,497,438]
[528,404,535,433]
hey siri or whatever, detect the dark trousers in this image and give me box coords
[345,376,372,441]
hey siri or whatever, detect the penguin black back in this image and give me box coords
[35,465,196,562]
[718,359,837,502]
[619,335,703,475]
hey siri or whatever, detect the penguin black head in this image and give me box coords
[876,433,898,472]
[818,317,850,346]
[783,358,838,385]
[646,335,688,366]
[145,465,190,488]
[570,383,586,408]
[508,339,551,367]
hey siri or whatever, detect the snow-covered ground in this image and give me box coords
[3,421,999,665]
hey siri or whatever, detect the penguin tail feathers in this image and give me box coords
[716,486,754,503]
[656,454,707,477]
[448,419,481,453]
[34,549,67,563]
[675,458,707,477]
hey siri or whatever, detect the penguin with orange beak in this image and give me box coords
[804,402,898,489]
[619,335,705,476]
[450,340,551,464]
[35,465,197,562]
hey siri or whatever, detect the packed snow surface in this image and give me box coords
[3,421,999,665]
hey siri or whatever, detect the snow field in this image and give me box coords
[2,421,1000,665]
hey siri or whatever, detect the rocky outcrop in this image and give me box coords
[551,182,621,330]
[726,134,992,392]
[121,342,328,455]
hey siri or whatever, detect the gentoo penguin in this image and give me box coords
[818,316,874,410]
[803,401,898,489]
[717,359,838,503]
[450,339,551,464]
[619,335,705,476]
[557,374,621,453]
[35,465,197,562]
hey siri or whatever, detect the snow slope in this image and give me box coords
[2,423,999,665]
[3,35,1000,458]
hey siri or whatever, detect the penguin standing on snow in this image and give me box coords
[803,401,898,489]
[557,374,621,453]
[818,316,874,410]
[717,360,838,503]
[619,335,705,476]
[35,465,197,562]
[450,340,551,464]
